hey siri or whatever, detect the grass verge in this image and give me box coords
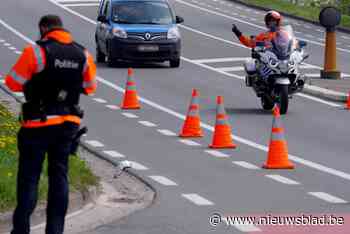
[240,0,350,29]
[0,103,99,212]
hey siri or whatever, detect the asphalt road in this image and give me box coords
[1,0,350,233]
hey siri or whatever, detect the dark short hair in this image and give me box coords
[39,15,63,29]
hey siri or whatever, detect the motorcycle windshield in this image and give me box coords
[271,25,295,60]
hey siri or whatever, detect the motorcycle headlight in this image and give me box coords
[112,28,127,39]
[279,61,289,73]
[167,26,180,39]
[269,58,279,68]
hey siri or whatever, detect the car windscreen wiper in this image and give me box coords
[136,22,164,25]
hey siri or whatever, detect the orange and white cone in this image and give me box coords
[121,68,141,109]
[346,91,350,110]
[263,105,294,169]
[179,89,203,137]
[209,96,237,149]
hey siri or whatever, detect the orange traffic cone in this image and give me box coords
[121,68,141,109]
[346,91,350,110]
[209,96,237,149]
[263,105,294,169]
[179,89,203,137]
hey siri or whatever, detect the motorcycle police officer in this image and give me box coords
[5,15,96,234]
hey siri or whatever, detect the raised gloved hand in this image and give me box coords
[232,24,242,37]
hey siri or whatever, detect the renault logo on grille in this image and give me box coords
[144,33,151,40]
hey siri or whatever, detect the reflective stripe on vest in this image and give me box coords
[33,45,45,73]
[9,70,27,85]
[21,115,81,128]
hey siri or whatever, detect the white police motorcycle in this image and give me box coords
[244,25,308,114]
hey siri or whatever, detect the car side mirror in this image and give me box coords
[97,15,108,23]
[298,40,307,48]
[176,16,184,24]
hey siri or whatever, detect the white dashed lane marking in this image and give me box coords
[106,104,120,110]
[341,35,350,40]
[233,161,260,170]
[178,139,201,146]
[122,112,139,118]
[8,46,16,50]
[4,43,11,46]
[205,150,230,158]
[157,129,177,136]
[93,98,107,103]
[103,150,125,158]
[138,120,157,127]
[129,161,149,170]
[15,51,22,54]
[0,39,5,42]
[181,194,214,206]
[148,176,178,186]
[308,192,347,204]
[265,175,300,185]
[85,140,104,147]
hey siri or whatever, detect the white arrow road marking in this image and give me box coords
[233,161,260,170]
[308,192,347,203]
[205,150,230,158]
[182,194,214,206]
[265,175,300,185]
[103,150,125,158]
[85,140,104,148]
[149,176,178,186]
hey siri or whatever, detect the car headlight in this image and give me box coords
[167,27,180,39]
[112,28,127,39]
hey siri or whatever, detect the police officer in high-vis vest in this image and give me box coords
[5,15,96,234]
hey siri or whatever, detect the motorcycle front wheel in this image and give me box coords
[276,85,289,115]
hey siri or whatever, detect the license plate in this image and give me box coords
[138,45,159,52]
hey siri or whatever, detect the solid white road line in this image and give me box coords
[181,194,214,206]
[138,120,157,127]
[295,93,341,108]
[129,161,149,170]
[157,129,177,136]
[178,139,201,146]
[5,4,350,182]
[233,223,261,232]
[265,175,300,185]
[122,112,139,118]
[106,104,120,110]
[308,192,347,203]
[63,3,99,7]
[85,140,104,147]
[217,66,244,72]
[148,176,178,186]
[192,57,248,63]
[233,161,260,170]
[103,150,125,158]
[93,98,107,103]
[204,150,230,158]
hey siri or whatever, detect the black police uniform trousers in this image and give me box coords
[11,122,79,234]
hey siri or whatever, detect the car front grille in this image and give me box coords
[127,32,168,41]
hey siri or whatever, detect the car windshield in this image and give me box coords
[112,1,174,25]
[271,25,296,60]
